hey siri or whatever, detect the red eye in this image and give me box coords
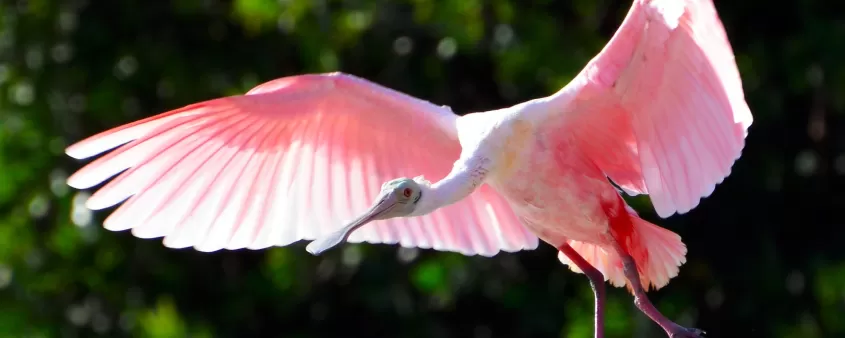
[403,188,412,197]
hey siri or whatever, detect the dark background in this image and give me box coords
[0,0,843,337]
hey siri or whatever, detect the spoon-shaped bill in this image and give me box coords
[306,192,396,255]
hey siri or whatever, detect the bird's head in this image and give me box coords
[372,177,426,217]
[305,176,428,255]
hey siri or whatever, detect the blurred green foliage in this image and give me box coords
[0,0,843,337]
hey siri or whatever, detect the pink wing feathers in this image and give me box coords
[67,73,538,255]
[556,0,752,217]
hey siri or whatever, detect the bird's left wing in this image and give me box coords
[66,73,538,255]
[548,0,752,217]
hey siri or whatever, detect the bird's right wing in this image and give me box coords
[66,73,538,255]
[549,0,752,217]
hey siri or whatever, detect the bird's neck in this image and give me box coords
[411,158,490,216]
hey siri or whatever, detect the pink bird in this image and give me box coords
[65,0,751,337]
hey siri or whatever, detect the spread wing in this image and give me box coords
[67,73,538,255]
[553,0,752,217]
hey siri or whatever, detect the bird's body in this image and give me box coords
[493,125,621,247]
[456,106,617,246]
[65,1,751,337]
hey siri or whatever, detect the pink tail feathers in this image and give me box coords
[557,216,687,291]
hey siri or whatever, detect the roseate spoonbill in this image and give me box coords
[65,0,751,337]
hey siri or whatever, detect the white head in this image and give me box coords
[306,177,428,255]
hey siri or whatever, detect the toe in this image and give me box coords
[669,327,705,338]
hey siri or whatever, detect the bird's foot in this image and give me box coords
[617,252,705,338]
[634,297,705,338]
[665,323,705,338]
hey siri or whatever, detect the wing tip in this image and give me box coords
[66,168,109,191]
[65,144,91,160]
[84,193,124,211]
[65,175,88,190]
[192,243,226,253]
[103,220,132,232]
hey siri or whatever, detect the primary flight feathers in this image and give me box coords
[66,73,539,255]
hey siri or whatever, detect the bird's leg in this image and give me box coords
[608,241,704,338]
[558,243,606,338]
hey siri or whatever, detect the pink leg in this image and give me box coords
[608,241,705,338]
[558,243,605,338]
